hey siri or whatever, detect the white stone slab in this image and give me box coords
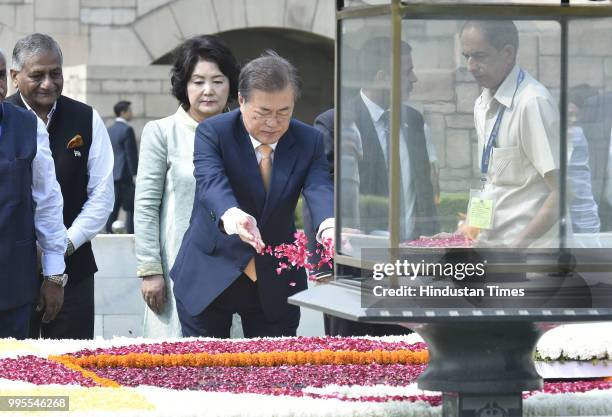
[94,314,104,337]
[95,277,144,315]
[103,314,143,338]
[92,235,137,278]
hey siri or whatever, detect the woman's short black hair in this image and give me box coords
[170,35,240,109]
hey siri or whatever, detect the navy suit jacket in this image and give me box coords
[170,109,333,320]
[108,120,138,181]
[349,97,439,238]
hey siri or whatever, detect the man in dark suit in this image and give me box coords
[350,37,438,239]
[318,37,439,337]
[171,52,334,338]
[580,92,612,231]
[106,100,138,234]
[0,50,67,339]
[8,33,114,339]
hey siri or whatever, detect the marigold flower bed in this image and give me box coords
[56,349,428,369]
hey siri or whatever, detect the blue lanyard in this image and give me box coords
[0,102,3,138]
[480,69,525,176]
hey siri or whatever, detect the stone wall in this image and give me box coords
[63,64,177,138]
[0,0,335,134]
[0,0,335,66]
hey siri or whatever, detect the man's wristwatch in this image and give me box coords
[66,239,75,257]
[44,273,68,287]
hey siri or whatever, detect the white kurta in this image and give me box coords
[134,106,198,338]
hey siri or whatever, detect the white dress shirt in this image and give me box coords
[22,94,115,249]
[31,117,67,276]
[221,134,334,242]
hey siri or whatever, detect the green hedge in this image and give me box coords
[437,192,470,232]
[296,197,304,230]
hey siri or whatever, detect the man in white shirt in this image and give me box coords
[7,33,114,339]
[460,20,560,248]
[0,49,67,339]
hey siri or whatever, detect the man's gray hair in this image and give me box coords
[11,33,63,71]
[461,20,519,52]
[238,50,301,102]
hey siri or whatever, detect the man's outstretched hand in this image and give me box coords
[236,215,265,253]
[321,227,335,251]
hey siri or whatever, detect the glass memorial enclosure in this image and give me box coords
[332,0,612,307]
[290,2,612,414]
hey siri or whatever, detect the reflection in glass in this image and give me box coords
[570,19,612,250]
[567,85,600,234]
[338,14,612,259]
[339,18,393,257]
[458,20,561,249]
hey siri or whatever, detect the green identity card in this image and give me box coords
[467,190,495,229]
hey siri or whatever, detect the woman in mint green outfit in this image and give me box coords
[134,35,239,337]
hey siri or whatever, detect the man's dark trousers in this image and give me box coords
[177,274,300,338]
[29,276,94,339]
[106,179,135,233]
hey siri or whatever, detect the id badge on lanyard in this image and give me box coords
[467,188,495,229]
[467,69,524,230]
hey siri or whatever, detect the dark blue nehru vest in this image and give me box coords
[0,102,38,310]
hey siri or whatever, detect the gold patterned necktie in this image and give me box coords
[243,144,274,283]
[258,144,273,192]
